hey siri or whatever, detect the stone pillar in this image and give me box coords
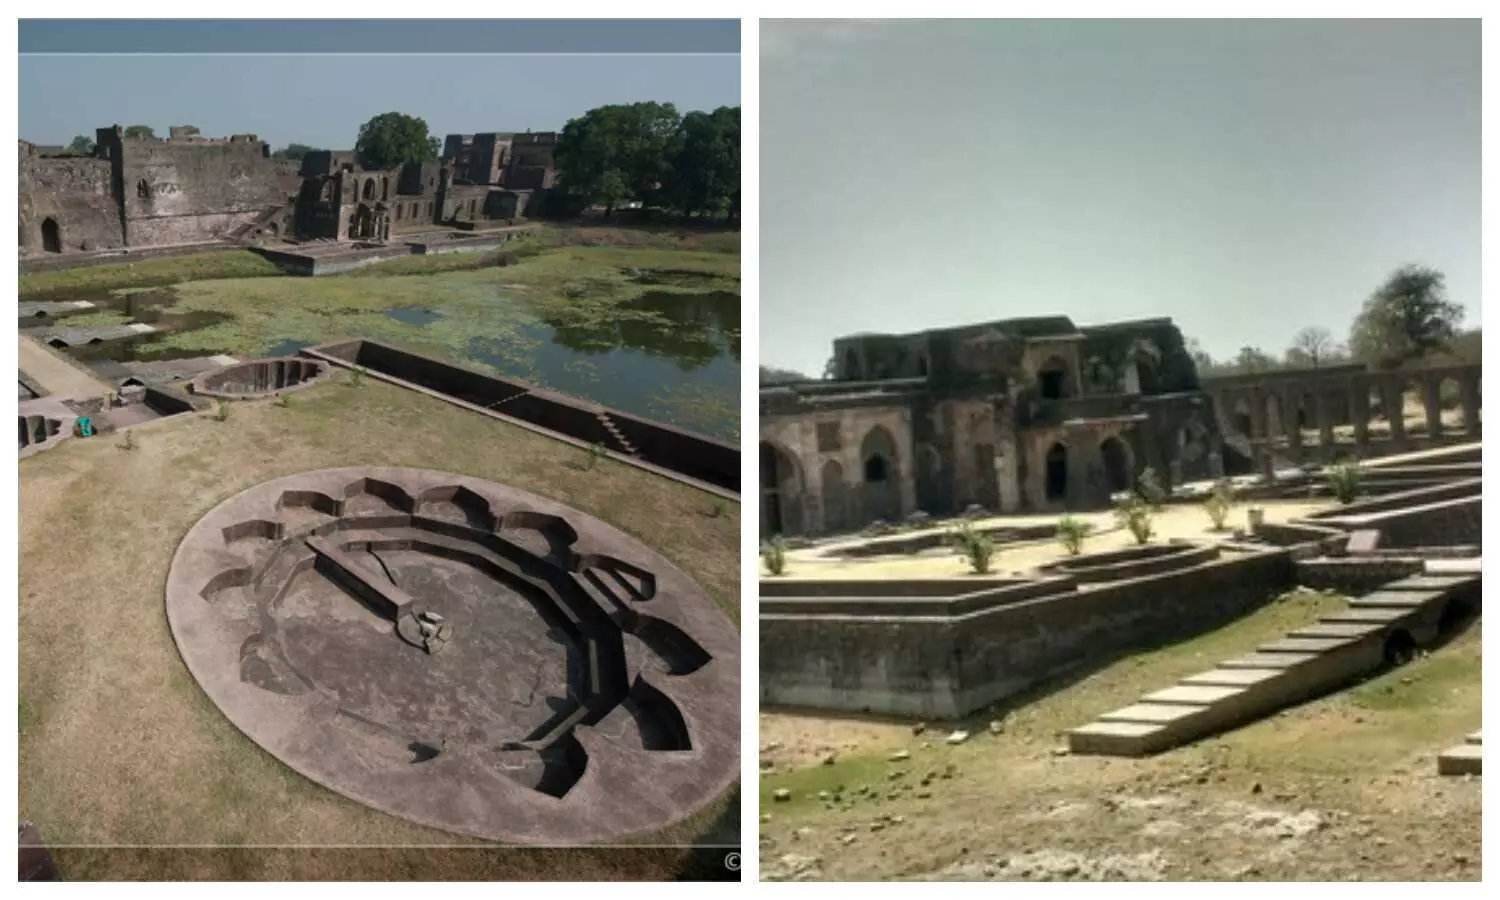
[1168,458,1184,490]
[802,455,825,536]
[1460,375,1481,437]
[1206,451,1224,479]
[1384,381,1407,448]
[1248,387,1267,441]
[1350,377,1369,452]
[996,438,1021,513]
[1315,390,1335,459]
[1422,377,1443,439]
[1258,443,1276,482]
[1283,388,1303,458]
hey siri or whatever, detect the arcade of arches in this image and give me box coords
[761,362,1481,538]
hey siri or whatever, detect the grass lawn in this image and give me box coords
[18,374,740,880]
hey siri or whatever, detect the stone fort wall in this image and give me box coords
[102,129,291,247]
[19,147,122,253]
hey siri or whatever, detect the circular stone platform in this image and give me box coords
[189,357,329,400]
[165,467,739,844]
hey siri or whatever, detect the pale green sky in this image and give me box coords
[761,19,1480,376]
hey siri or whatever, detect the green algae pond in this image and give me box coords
[19,239,742,441]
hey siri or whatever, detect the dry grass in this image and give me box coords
[18,374,740,880]
[759,589,1482,881]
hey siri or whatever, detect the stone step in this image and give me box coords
[1467,731,1482,745]
[1347,591,1436,610]
[1320,606,1422,626]
[1288,621,1388,640]
[1437,743,1482,777]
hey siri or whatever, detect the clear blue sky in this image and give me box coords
[19,53,740,151]
[761,20,1480,376]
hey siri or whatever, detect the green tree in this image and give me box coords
[354,112,439,171]
[274,143,319,162]
[555,102,683,214]
[65,135,95,155]
[123,125,156,139]
[1349,265,1464,368]
[662,106,740,219]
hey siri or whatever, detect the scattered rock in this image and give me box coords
[763,741,782,753]
[1051,746,1070,757]
[1250,781,1263,795]
[913,722,928,735]
[889,749,911,762]
[773,788,792,803]
[988,719,1004,735]
[947,730,971,745]
[820,752,838,766]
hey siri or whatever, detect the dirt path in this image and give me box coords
[759,596,1481,882]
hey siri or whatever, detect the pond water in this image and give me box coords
[467,290,740,441]
[34,281,741,441]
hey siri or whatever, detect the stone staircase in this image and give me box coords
[1068,571,1481,757]
[595,410,640,457]
[1437,731,1481,776]
[224,202,294,242]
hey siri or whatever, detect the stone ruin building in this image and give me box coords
[19,125,558,256]
[759,315,1483,538]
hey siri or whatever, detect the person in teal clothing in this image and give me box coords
[75,416,92,438]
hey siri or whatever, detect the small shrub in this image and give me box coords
[348,367,365,388]
[1328,461,1363,505]
[762,536,788,576]
[1056,515,1091,556]
[1204,479,1236,531]
[212,400,231,422]
[1115,497,1155,545]
[585,442,606,470]
[272,393,291,408]
[707,500,727,518]
[118,430,136,452]
[951,523,996,574]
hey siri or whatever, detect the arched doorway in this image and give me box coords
[362,179,375,202]
[1045,443,1069,503]
[1099,436,1132,494]
[859,426,901,524]
[41,218,61,253]
[1038,356,1071,400]
[759,441,802,537]
[820,460,850,534]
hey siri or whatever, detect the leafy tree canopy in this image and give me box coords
[1349,265,1465,368]
[661,106,740,219]
[65,135,95,155]
[355,112,439,171]
[123,124,156,139]
[555,102,683,213]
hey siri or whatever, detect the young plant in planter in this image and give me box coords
[1204,478,1236,531]
[1114,496,1155,545]
[1056,515,1091,556]
[951,523,996,574]
[762,536,788,576]
[1327,461,1363,505]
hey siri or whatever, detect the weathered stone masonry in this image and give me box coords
[20,126,558,257]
